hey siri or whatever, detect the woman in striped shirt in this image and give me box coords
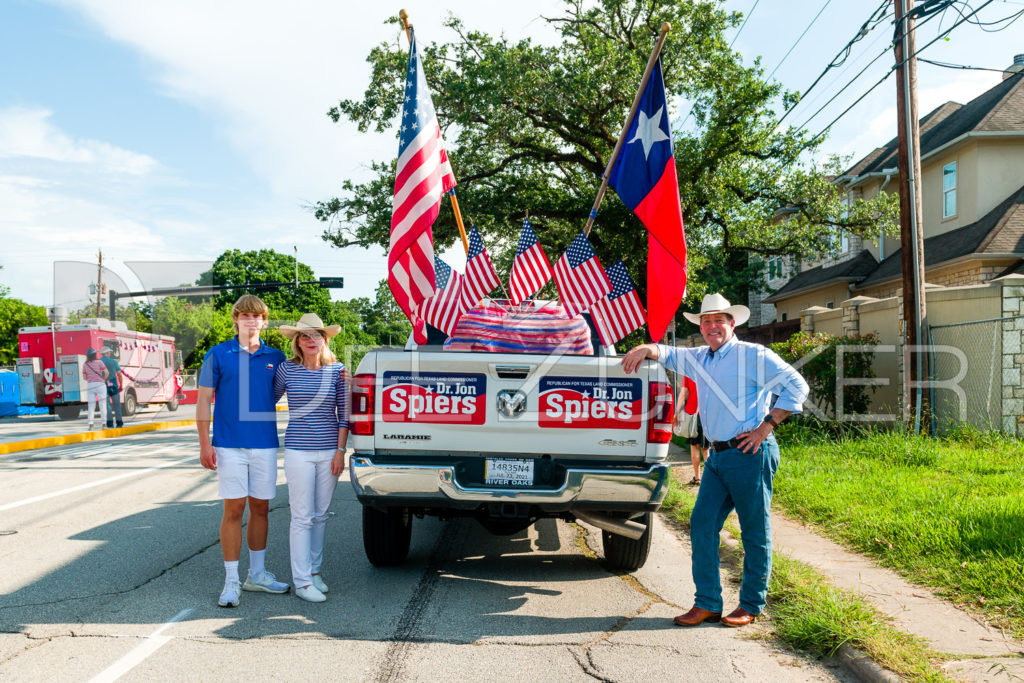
[274,314,350,603]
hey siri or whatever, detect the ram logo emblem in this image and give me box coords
[496,389,527,418]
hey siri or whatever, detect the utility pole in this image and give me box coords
[96,249,104,318]
[294,246,299,286]
[894,0,928,431]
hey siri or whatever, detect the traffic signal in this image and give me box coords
[318,277,344,288]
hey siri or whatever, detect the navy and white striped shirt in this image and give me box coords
[273,361,350,450]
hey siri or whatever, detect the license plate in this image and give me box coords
[484,458,534,486]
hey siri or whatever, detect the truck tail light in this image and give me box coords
[648,381,674,444]
[350,373,376,435]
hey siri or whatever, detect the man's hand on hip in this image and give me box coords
[736,423,773,454]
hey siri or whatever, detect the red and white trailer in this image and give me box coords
[16,318,183,420]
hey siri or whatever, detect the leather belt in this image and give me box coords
[710,438,743,452]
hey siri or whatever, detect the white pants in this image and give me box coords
[85,382,106,426]
[284,448,339,588]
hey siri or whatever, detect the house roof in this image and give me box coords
[856,181,1024,289]
[763,249,878,303]
[842,72,1024,179]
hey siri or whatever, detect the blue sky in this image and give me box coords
[2,0,1022,310]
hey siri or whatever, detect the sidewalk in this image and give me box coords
[666,440,1024,681]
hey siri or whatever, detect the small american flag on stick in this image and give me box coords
[591,260,646,345]
[460,225,501,310]
[553,231,612,317]
[417,256,466,336]
[508,217,553,304]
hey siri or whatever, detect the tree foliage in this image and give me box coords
[204,249,333,319]
[772,331,879,418]
[319,0,897,327]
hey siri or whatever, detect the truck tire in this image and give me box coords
[362,506,412,567]
[55,405,80,421]
[123,391,137,417]
[166,397,179,412]
[601,512,652,571]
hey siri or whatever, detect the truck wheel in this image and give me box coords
[123,391,137,417]
[55,405,80,421]
[363,506,412,567]
[166,397,179,412]
[602,512,652,571]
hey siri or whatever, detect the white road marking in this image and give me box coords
[88,608,195,683]
[0,455,198,512]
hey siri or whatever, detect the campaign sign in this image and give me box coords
[382,372,486,425]
[538,376,643,429]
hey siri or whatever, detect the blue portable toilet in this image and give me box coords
[0,371,18,417]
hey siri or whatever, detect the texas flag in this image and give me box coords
[607,57,686,342]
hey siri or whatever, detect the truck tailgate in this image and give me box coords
[367,352,660,458]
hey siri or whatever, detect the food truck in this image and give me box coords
[16,318,183,420]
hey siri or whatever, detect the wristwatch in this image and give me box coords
[763,415,779,428]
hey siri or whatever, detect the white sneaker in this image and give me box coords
[242,570,290,594]
[218,579,241,608]
[311,574,329,594]
[295,585,326,603]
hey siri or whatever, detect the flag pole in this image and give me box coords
[399,9,470,256]
[582,22,671,237]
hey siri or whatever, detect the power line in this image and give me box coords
[792,0,957,134]
[806,0,997,146]
[919,57,1015,73]
[766,0,835,81]
[774,0,892,128]
[729,0,761,49]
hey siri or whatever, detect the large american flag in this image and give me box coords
[388,28,456,344]
[417,256,465,336]
[460,225,501,310]
[553,232,612,317]
[508,217,553,304]
[591,260,646,346]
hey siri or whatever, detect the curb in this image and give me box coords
[833,644,903,683]
[0,419,196,455]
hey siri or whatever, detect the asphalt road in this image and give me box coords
[0,429,853,682]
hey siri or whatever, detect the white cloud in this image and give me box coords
[0,106,157,175]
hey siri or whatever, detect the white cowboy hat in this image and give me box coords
[682,293,750,326]
[279,313,341,339]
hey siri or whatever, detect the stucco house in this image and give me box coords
[751,57,1024,327]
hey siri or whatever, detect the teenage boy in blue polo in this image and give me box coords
[198,294,289,607]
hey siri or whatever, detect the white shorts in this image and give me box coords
[215,447,280,500]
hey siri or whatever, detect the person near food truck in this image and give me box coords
[197,294,289,608]
[100,347,126,428]
[82,348,109,430]
[621,293,809,628]
[273,314,349,603]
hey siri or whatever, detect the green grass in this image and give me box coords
[662,473,952,681]
[773,421,1024,640]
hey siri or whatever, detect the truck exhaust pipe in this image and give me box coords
[574,511,646,540]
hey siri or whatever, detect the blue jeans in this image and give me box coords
[690,436,780,615]
[106,388,123,427]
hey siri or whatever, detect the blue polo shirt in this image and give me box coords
[199,337,286,448]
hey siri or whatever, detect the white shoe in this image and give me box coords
[218,579,241,608]
[242,570,290,594]
[295,585,326,603]
[311,574,329,594]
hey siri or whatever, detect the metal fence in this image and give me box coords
[927,317,1007,432]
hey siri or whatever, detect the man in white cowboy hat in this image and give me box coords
[621,292,809,628]
[197,294,290,608]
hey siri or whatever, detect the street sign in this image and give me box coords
[318,277,344,288]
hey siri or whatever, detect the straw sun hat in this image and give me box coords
[681,293,751,326]
[279,313,341,339]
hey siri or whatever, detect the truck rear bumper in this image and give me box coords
[349,456,670,511]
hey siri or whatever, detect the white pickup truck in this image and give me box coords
[347,305,675,571]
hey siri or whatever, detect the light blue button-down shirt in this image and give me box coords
[657,335,809,442]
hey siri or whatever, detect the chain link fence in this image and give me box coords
[928,317,1006,432]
